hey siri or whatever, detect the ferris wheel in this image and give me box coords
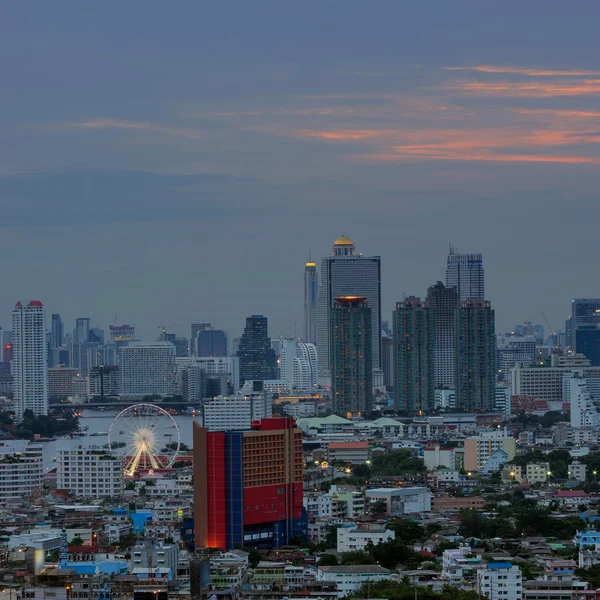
[108,404,181,476]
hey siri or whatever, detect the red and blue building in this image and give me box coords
[193,417,306,550]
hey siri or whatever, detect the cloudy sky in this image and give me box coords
[1,1,599,341]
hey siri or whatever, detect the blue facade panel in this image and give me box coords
[225,432,244,549]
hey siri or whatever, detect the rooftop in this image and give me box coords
[319,565,390,574]
[333,235,354,246]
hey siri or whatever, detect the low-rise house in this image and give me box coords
[316,565,391,598]
[336,524,395,553]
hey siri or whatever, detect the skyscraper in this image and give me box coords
[446,247,484,301]
[393,297,434,414]
[50,314,64,349]
[12,301,48,419]
[455,299,496,411]
[330,296,372,417]
[279,338,318,390]
[193,417,305,550]
[571,299,600,366]
[74,317,91,343]
[119,342,176,396]
[426,282,458,388]
[197,328,228,357]
[237,315,277,385]
[303,255,318,344]
[316,236,381,378]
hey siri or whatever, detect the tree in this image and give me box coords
[341,550,374,565]
[317,553,338,566]
[370,450,426,476]
[370,499,388,516]
[247,548,262,568]
[458,510,489,538]
[68,536,84,546]
[388,518,426,543]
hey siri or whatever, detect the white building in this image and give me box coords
[12,301,48,418]
[176,356,240,395]
[56,442,124,498]
[364,487,431,515]
[435,388,456,410]
[423,444,457,471]
[0,440,43,504]
[442,546,483,586]
[279,338,318,391]
[120,342,176,396]
[477,563,522,600]
[131,540,179,577]
[336,525,395,553]
[316,565,391,598]
[202,393,270,431]
[569,376,600,429]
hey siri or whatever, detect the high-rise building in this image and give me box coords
[393,297,434,414]
[177,356,240,395]
[0,329,12,364]
[455,299,496,411]
[304,255,318,344]
[159,330,189,357]
[50,314,64,349]
[446,247,484,301]
[48,366,80,399]
[0,441,43,505]
[316,236,381,379]
[426,282,458,388]
[197,328,227,357]
[193,417,305,550]
[74,317,91,343]
[12,301,48,419]
[120,342,176,396]
[191,323,211,355]
[279,338,318,391]
[202,393,271,431]
[572,299,600,366]
[568,375,599,429]
[237,316,277,385]
[109,324,136,343]
[381,335,394,393]
[330,296,372,417]
[89,365,120,398]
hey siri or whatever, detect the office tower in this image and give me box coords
[193,417,305,550]
[565,316,573,348]
[279,338,318,391]
[12,300,48,419]
[89,365,120,398]
[237,315,277,386]
[109,324,135,343]
[74,317,91,343]
[177,356,240,395]
[89,327,104,344]
[446,246,484,301]
[197,328,227,357]
[426,282,458,388]
[330,296,372,417]
[455,299,496,411]
[159,330,189,357]
[572,299,600,366]
[191,323,211,355]
[0,329,12,364]
[119,342,176,396]
[304,255,318,344]
[381,335,394,392]
[50,314,64,348]
[316,236,381,377]
[48,366,79,399]
[70,341,99,376]
[393,297,435,414]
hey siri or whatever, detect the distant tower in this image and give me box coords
[12,301,48,419]
[74,317,91,343]
[446,246,484,301]
[237,315,278,386]
[455,298,496,411]
[50,314,64,349]
[316,236,381,378]
[330,296,372,417]
[393,297,434,414]
[303,255,318,344]
[571,299,600,366]
[280,338,318,390]
[426,282,458,388]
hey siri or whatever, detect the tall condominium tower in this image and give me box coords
[12,301,48,419]
[50,314,64,349]
[316,236,381,377]
[571,299,600,366]
[446,246,484,301]
[74,317,91,343]
[393,297,434,414]
[237,315,278,385]
[303,255,318,344]
[330,296,372,417]
[279,338,318,391]
[426,281,458,388]
[193,417,305,550]
[455,298,496,411]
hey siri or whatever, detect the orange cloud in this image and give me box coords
[442,79,600,98]
[445,65,600,77]
[514,108,600,119]
[57,118,204,140]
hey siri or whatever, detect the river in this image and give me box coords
[41,409,201,472]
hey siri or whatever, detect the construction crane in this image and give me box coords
[157,324,182,334]
[541,313,558,348]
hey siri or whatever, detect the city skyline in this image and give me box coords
[3,4,600,343]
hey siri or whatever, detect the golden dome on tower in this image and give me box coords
[333,235,354,246]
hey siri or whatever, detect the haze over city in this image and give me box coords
[3,2,600,338]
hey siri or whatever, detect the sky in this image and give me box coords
[2,1,600,341]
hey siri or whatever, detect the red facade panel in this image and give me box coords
[206,432,227,548]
